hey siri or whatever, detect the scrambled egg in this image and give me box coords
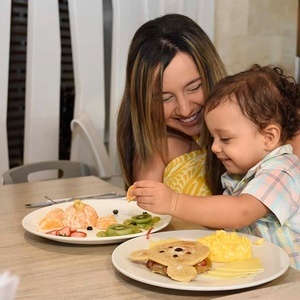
[198,230,252,262]
[253,238,265,245]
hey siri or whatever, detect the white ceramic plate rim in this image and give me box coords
[22,199,172,244]
[112,230,290,291]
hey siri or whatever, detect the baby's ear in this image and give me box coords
[263,124,281,150]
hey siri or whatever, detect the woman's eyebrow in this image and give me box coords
[163,77,202,94]
[187,77,202,86]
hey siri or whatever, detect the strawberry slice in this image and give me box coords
[56,226,72,237]
[45,229,58,236]
[70,231,87,238]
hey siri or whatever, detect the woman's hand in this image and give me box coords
[132,180,178,215]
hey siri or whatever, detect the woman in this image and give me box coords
[117,13,227,195]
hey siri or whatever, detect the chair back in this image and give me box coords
[68,0,111,177]
[2,160,92,185]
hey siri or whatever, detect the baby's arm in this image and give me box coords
[133,180,269,229]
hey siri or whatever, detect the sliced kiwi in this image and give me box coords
[106,224,136,236]
[151,216,161,224]
[129,225,143,234]
[96,231,106,237]
[137,222,152,230]
[136,216,161,229]
[123,219,136,226]
[131,213,152,224]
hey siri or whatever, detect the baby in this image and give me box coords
[130,64,300,270]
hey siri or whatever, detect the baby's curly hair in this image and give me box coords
[205,64,300,143]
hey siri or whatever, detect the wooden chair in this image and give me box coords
[2,160,92,185]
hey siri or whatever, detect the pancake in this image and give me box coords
[130,240,211,282]
[147,240,210,267]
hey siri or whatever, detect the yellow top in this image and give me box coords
[163,148,211,196]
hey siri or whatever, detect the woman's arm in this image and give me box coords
[133,154,166,182]
[132,133,196,182]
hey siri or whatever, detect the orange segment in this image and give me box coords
[38,208,64,230]
[96,215,117,230]
[39,216,63,230]
[62,203,98,229]
[126,185,136,202]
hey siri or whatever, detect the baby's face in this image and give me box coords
[205,98,268,174]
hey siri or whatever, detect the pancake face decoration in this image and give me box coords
[130,240,211,282]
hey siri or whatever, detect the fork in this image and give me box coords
[25,192,126,207]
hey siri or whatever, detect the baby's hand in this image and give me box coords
[132,181,178,215]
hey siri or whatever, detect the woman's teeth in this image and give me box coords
[180,113,198,123]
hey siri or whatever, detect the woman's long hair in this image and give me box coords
[117,13,227,193]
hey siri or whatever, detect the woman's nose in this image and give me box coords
[176,95,192,117]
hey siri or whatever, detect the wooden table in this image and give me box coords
[0,176,299,299]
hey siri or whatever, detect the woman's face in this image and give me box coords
[162,52,205,137]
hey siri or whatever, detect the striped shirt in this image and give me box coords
[221,144,300,270]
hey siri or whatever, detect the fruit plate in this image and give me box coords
[112,230,290,291]
[22,199,172,244]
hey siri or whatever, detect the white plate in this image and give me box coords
[112,230,290,291]
[22,199,172,244]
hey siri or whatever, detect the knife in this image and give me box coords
[25,192,126,208]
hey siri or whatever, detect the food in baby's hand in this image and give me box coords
[126,185,136,202]
[129,240,212,282]
[197,230,252,262]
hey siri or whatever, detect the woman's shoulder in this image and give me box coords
[164,131,199,164]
